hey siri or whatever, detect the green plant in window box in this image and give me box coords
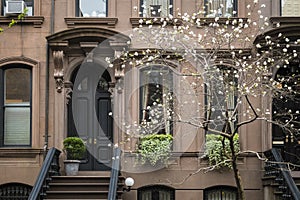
[137,134,173,166]
[205,134,240,169]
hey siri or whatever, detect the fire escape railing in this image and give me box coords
[264,148,300,200]
[28,147,61,200]
[108,147,121,200]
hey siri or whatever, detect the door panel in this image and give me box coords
[68,66,112,171]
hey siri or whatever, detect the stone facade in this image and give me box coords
[0,0,299,199]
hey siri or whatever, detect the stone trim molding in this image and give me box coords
[65,17,118,28]
[0,16,44,28]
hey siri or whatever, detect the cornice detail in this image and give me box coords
[65,17,118,28]
[270,17,300,27]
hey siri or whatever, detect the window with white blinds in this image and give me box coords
[281,0,300,16]
[205,0,237,17]
[140,0,173,17]
[1,67,31,146]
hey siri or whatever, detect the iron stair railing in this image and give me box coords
[264,148,300,200]
[28,147,61,200]
[108,147,122,200]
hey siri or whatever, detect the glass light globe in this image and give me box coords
[125,177,134,187]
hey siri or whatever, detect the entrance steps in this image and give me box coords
[44,172,124,199]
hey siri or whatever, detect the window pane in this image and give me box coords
[5,68,30,105]
[281,0,300,16]
[206,67,237,134]
[79,0,107,17]
[4,107,30,145]
[140,0,172,17]
[205,187,237,200]
[205,0,235,17]
[140,67,173,134]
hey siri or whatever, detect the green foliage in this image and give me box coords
[205,134,240,169]
[1,8,28,31]
[63,137,86,160]
[137,134,173,166]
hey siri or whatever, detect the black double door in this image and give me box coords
[68,66,113,171]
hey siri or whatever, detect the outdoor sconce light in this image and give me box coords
[123,177,134,192]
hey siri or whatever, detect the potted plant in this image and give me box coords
[137,133,173,166]
[63,137,86,176]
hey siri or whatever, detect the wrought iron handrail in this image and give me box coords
[108,147,121,200]
[28,147,61,200]
[264,148,300,200]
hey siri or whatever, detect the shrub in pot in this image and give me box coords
[63,137,86,176]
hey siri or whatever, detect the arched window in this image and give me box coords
[0,182,32,199]
[138,185,175,200]
[204,186,237,200]
[0,65,32,147]
[139,65,173,135]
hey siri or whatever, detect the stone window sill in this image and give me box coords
[0,16,44,28]
[130,17,248,28]
[65,17,118,28]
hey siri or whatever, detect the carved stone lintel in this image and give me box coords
[53,51,64,93]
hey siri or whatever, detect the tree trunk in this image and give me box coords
[229,137,245,200]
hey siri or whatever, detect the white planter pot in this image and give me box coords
[64,160,80,176]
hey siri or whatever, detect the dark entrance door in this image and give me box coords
[68,66,113,171]
[272,65,300,169]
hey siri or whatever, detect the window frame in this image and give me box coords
[0,65,32,147]
[138,185,175,200]
[1,0,34,16]
[205,65,238,135]
[139,0,173,18]
[204,0,238,18]
[280,0,300,16]
[204,186,237,200]
[75,0,108,17]
[139,65,174,135]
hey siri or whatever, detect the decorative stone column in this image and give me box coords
[53,50,65,149]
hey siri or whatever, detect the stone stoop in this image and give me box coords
[44,172,124,199]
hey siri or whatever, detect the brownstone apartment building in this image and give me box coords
[0,0,299,199]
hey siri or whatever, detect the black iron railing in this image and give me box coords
[28,147,61,200]
[108,147,121,200]
[264,148,300,200]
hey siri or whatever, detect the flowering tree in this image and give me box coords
[111,1,299,199]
